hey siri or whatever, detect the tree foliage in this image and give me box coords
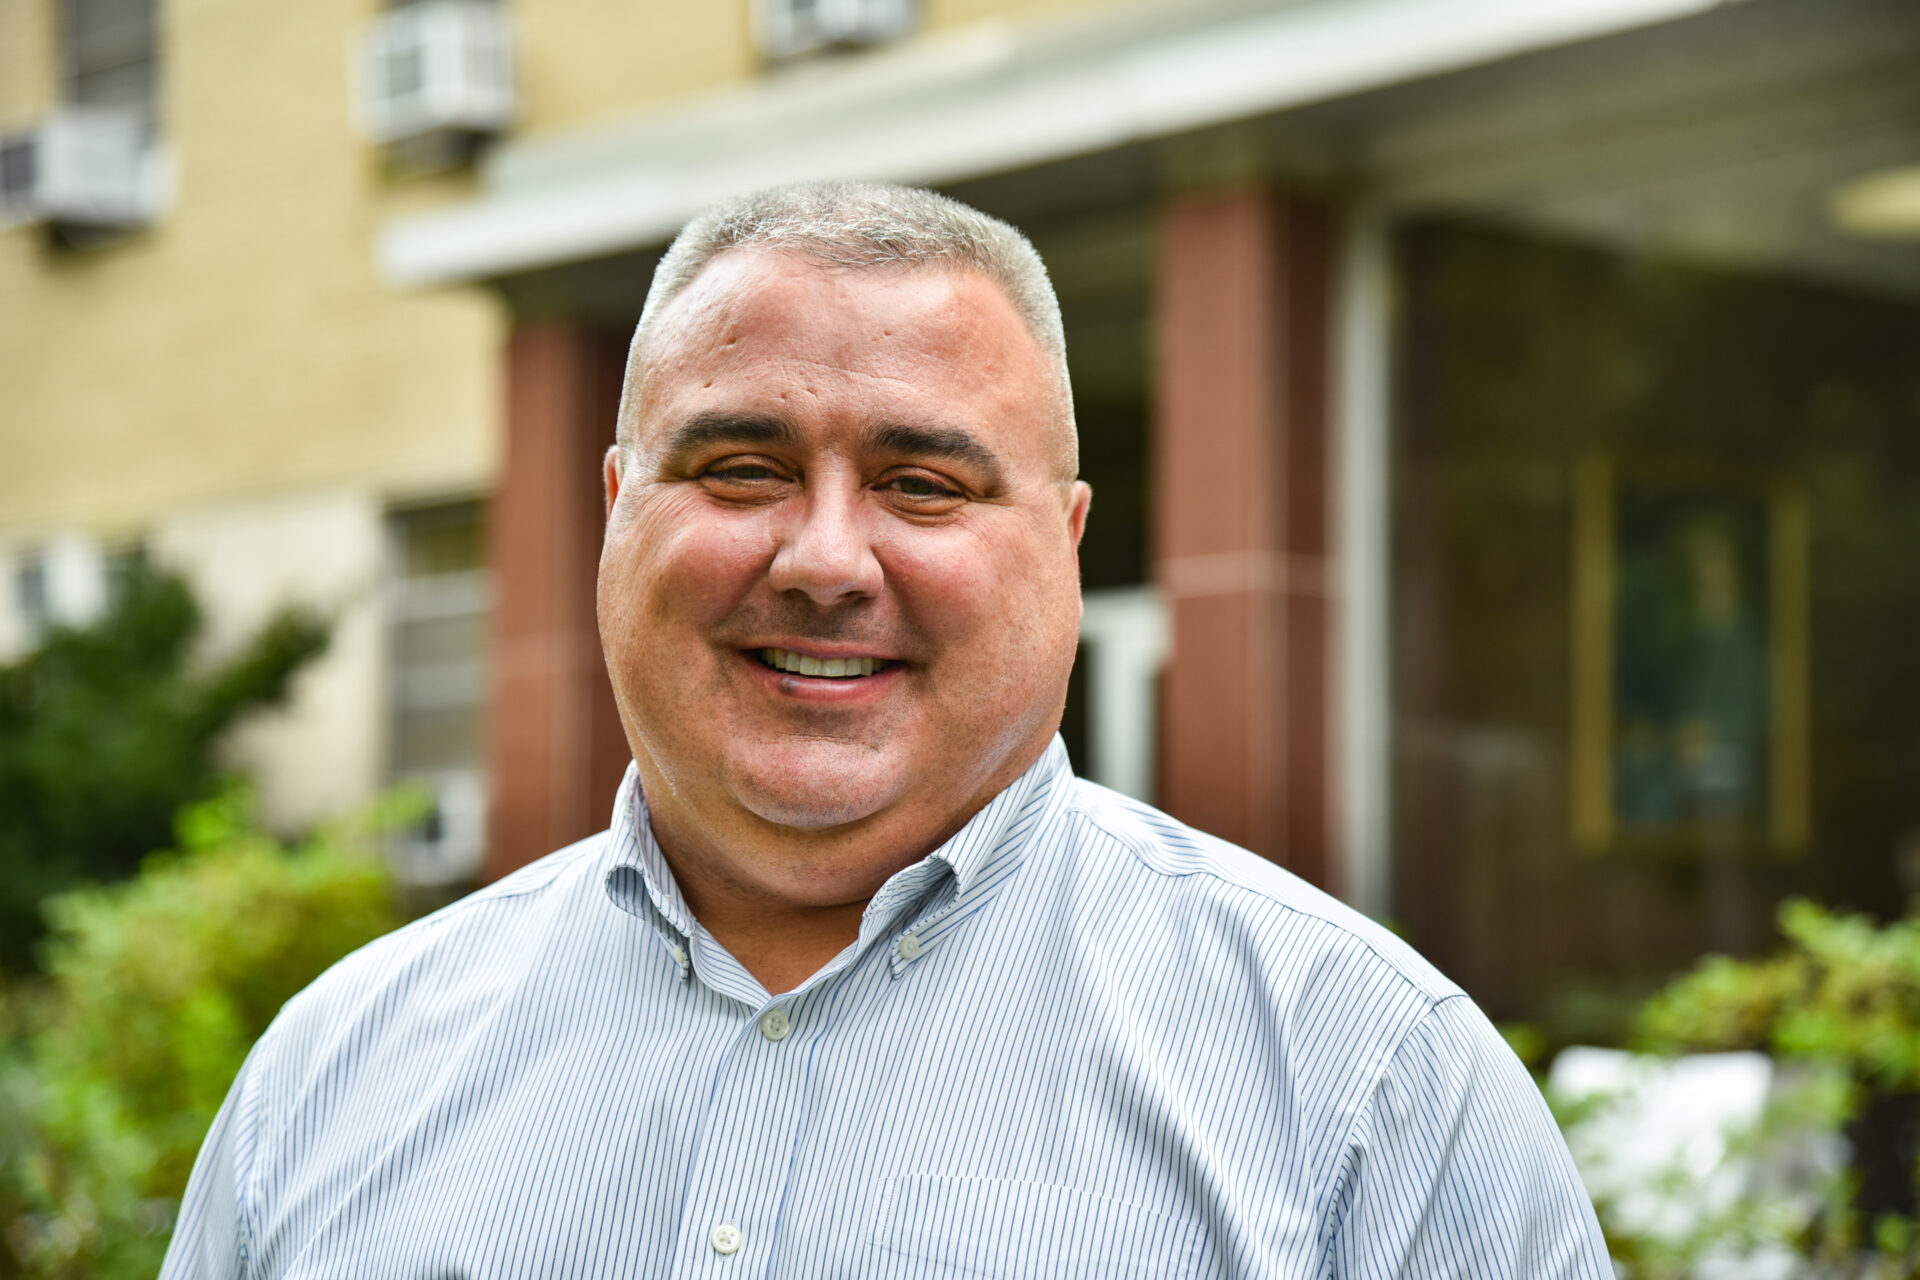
[1,787,409,1280]
[0,565,329,967]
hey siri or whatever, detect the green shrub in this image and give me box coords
[1,787,411,1280]
[1641,900,1920,1093]
[1600,898,1920,1275]
[0,563,329,968]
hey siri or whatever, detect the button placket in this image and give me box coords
[670,987,831,1275]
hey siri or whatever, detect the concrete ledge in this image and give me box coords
[379,0,1731,286]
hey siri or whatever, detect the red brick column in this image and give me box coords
[1153,188,1338,888]
[483,322,634,880]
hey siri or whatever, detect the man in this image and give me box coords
[165,182,1610,1277]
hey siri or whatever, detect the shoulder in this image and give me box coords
[251,831,613,1064]
[1055,779,1462,1011]
[1025,780,1505,1197]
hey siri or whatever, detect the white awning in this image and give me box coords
[380,0,1739,286]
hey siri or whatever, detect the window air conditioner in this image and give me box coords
[359,1,513,145]
[0,107,159,230]
[756,0,918,60]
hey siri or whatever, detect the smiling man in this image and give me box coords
[164,183,1609,1278]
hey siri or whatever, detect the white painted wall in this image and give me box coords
[151,488,387,833]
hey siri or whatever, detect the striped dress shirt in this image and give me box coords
[163,737,1611,1278]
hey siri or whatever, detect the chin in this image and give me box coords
[736,781,899,833]
[726,740,906,832]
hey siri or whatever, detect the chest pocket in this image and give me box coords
[865,1175,1202,1279]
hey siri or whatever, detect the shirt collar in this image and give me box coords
[602,737,1073,967]
[919,734,1070,898]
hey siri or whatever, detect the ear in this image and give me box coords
[1066,480,1092,549]
[603,446,623,518]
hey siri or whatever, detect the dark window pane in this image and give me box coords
[0,138,36,198]
[70,61,155,109]
[61,0,156,111]
[397,504,486,578]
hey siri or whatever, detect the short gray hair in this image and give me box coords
[618,181,1074,461]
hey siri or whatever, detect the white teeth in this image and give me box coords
[760,648,884,678]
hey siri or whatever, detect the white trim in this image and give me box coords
[1335,205,1393,920]
[1079,586,1169,804]
[381,0,1735,285]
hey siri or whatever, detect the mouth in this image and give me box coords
[754,647,895,679]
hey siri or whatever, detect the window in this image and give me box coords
[3,0,164,235]
[62,0,158,125]
[0,136,36,198]
[387,502,490,885]
[14,552,49,643]
[5,535,137,651]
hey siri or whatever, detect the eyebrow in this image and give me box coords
[867,422,1008,492]
[661,413,799,466]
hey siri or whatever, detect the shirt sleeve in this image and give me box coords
[1324,994,1612,1279]
[159,1041,260,1280]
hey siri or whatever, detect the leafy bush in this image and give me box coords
[1641,900,1920,1092]
[0,563,329,968]
[1,787,410,1280]
[1566,898,1920,1276]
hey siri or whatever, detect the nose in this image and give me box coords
[766,482,883,605]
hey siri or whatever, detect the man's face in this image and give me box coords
[599,250,1089,905]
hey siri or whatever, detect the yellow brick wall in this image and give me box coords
[515,0,755,136]
[0,0,54,127]
[0,0,1137,542]
[921,0,1108,32]
[0,0,501,542]
[512,0,1126,136]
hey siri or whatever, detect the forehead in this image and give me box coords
[631,251,1057,448]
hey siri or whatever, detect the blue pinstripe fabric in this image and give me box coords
[162,738,1610,1278]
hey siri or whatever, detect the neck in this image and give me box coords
[676,876,870,995]
[634,739,1053,995]
[642,797,966,996]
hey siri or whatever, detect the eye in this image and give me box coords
[709,461,780,482]
[876,470,967,514]
[698,457,791,499]
[886,474,959,498]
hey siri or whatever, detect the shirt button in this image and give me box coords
[710,1222,743,1255]
[897,932,923,961]
[759,1008,791,1042]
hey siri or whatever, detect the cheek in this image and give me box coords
[878,519,1076,675]
[601,493,773,635]
[875,527,992,634]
